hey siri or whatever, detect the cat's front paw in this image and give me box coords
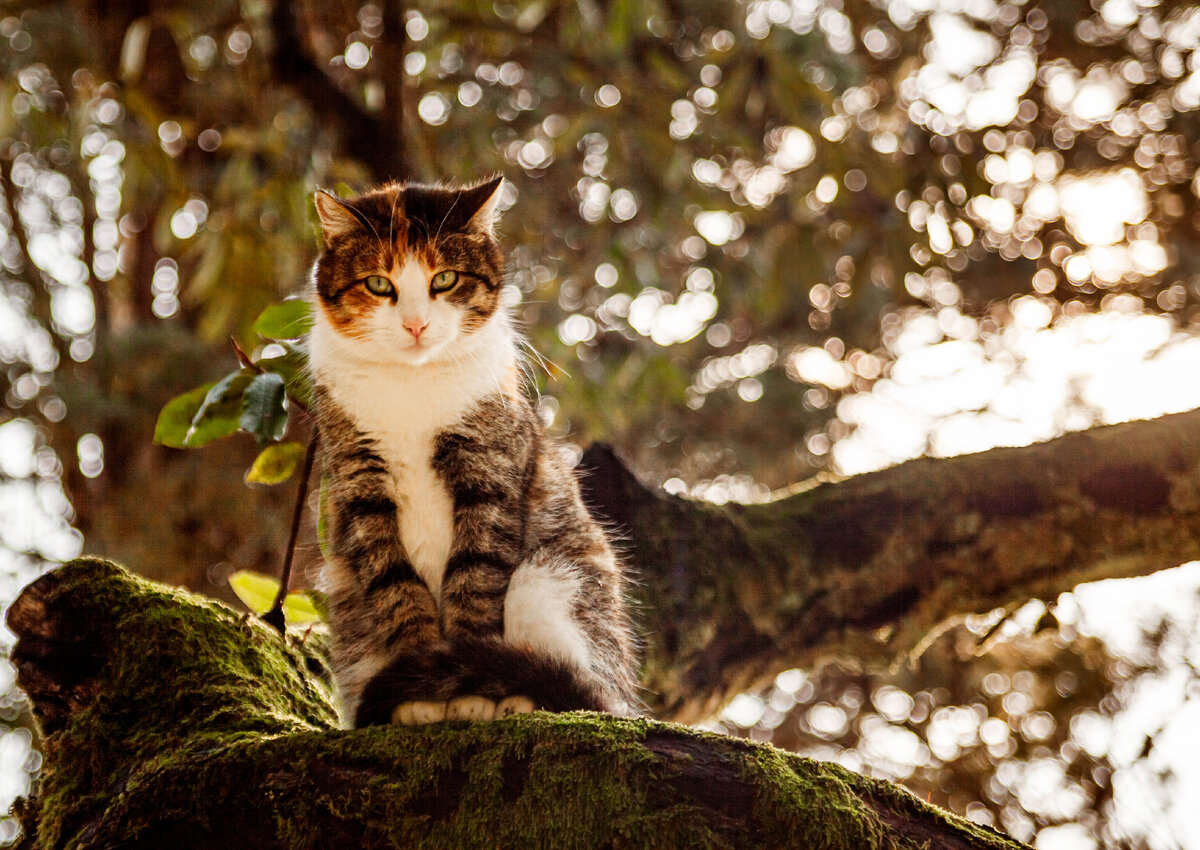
[386,695,537,725]
[496,695,536,717]
[391,700,447,725]
[446,695,496,721]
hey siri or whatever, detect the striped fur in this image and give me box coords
[307,179,639,726]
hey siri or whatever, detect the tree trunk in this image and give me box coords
[8,559,1023,849]
[577,408,1200,722]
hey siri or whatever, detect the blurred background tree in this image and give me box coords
[1,0,1200,846]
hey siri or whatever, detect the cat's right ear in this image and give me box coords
[314,190,361,247]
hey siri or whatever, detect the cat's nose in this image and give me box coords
[402,317,429,341]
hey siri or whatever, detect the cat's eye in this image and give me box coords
[363,275,394,296]
[430,270,459,294]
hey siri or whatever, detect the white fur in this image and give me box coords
[309,255,517,602]
[504,553,592,675]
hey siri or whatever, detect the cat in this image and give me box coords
[306,176,640,727]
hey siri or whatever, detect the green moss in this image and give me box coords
[24,559,337,847]
[18,559,1025,849]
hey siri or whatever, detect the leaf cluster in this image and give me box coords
[153,299,312,481]
[152,298,319,621]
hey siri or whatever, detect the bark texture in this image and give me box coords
[577,408,1200,722]
[7,559,1023,850]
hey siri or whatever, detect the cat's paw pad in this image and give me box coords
[446,695,496,721]
[391,700,447,725]
[496,695,536,717]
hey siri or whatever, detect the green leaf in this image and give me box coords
[229,569,279,614]
[154,382,215,448]
[282,592,323,625]
[253,299,313,340]
[186,372,254,448]
[245,441,306,485]
[257,342,314,407]
[229,570,323,625]
[240,372,289,447]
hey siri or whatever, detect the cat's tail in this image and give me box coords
[353,637,624,728]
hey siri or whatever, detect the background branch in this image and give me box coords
[269,0,411,183]
[578,409,1200,722]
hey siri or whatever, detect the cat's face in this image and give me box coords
[312,178,506,366]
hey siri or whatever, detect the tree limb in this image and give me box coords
[577,408,1200,722]
[7,559,1023,849]
[269,0,411,182]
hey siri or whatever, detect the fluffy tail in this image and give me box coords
[354,638,615,728]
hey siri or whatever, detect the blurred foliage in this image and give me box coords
[719,584,1200,849]
[7,0,1200,493]
[1,0,1200,845]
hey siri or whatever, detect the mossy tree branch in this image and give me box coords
[14,410,1194,846]
[8,559,1023,849]
[577,408,1200,722]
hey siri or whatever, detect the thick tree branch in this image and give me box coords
[269,0,411,182]
[8,559,1023,849]
[578,408,1200,722]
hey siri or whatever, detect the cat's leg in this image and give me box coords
[325,439,441,726]
[326,546,441,725]
[433,414,529,642]
[329,434,527,726]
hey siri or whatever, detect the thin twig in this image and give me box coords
[230,336,261,372]
[264,429,319,634]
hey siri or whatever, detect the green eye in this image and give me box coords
[430,270,459,293]
[363,275,393,296]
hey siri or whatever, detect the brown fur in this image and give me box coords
[313,180,504,336]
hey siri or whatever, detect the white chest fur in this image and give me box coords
[309,313,517,601]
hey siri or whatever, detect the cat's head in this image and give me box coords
[311,177,506,366]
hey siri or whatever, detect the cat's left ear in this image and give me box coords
[313,190,363,247]
[462,176,505,235]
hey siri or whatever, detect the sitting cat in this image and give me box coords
[306,176,639,727]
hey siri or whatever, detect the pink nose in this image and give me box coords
[403,317,429,341]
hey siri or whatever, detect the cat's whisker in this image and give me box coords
[432,193,460,246]
[387,184,403,250]
[342,198,383,246]
[519,337,568,381]
[480,359,507,411]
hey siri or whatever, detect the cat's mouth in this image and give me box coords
[397,338,447,363]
